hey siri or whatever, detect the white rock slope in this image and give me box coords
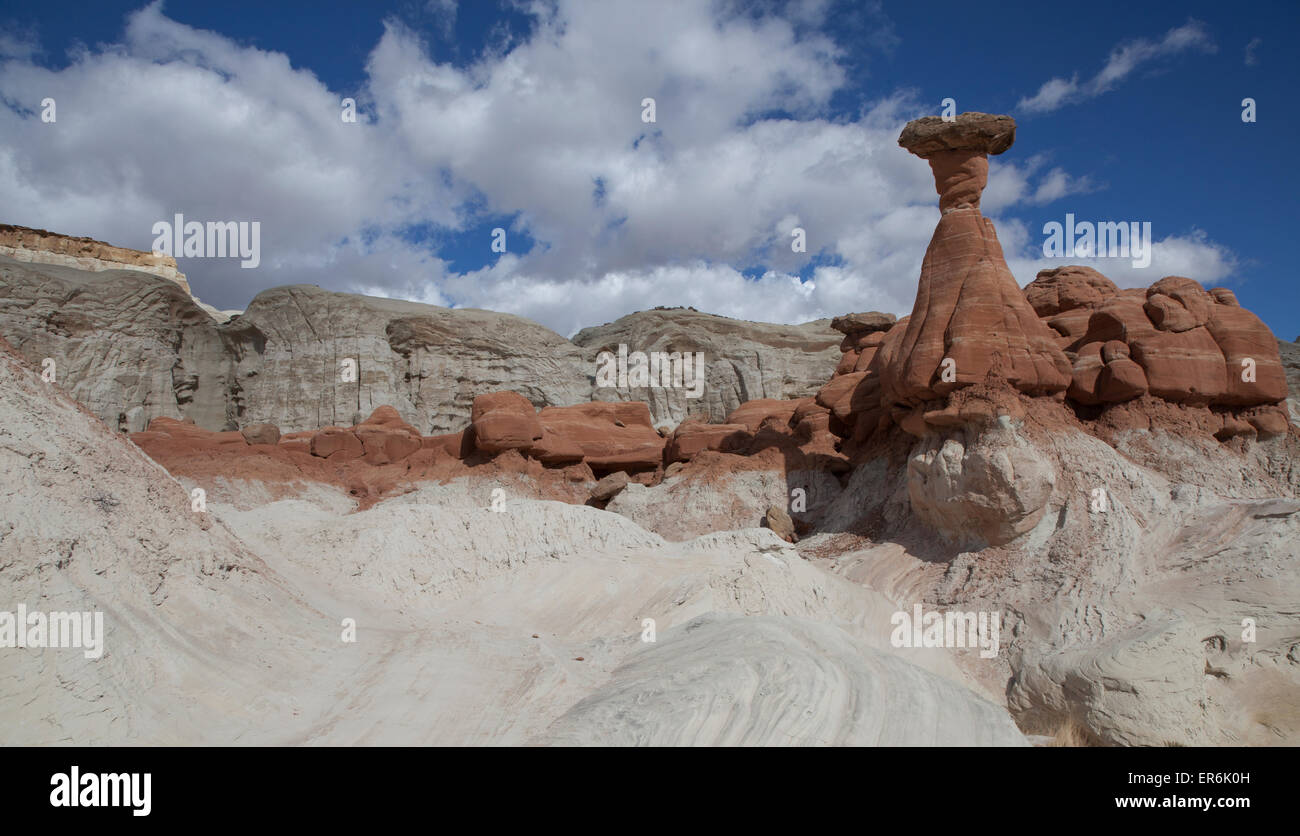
[0,339,1024,746]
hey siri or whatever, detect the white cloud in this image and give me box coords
[1016,76,1079,114]
[1029,167,1095,204]
[1003,223,1238,291]
[1018,19,1216,113]
[983,154,1096,213]
[0,1,1235,337]
[427,0,459,37]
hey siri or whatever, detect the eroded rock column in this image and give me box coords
[883,114,1071,411]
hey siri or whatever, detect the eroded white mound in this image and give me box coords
[0,344,1019,745]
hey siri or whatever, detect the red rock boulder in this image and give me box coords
[537,401,665,471]
[311,427,364,460]
[240,423,281,446]
[470,391,544,454]
[665,420,750,463]
[1205,303,1288,406]
[725,399,802,433]
[354,406,422,464]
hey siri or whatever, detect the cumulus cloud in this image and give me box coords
[983,154,1096,213]
[1002,221,1239,290]
[0,1,1235,336]
[1018,19,1216,113]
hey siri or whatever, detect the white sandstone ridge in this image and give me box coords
[0,224,240,323]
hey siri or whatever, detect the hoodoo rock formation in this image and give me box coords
[816,113,1290,458]
[815,113,1073,453]
[889,116,1072,403]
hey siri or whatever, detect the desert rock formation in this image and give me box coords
[0,256,231,431]
[816,114,1290,457]
[574,306,841,425]
[0,260,842,435]
[0,223,191,292]
[3,111,1298,749]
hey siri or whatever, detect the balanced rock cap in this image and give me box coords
[898,112,1017,158]
[830,311,896,335]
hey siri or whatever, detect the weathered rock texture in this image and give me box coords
[229,285,595,436]
[5,336,1027,746]
[573,307,841,426]
[0,256,231,432]
[130,405,594,511]
[0,261,595,434]
[906,420,1056,547]
[0,261,845,436]
[1030,270,1289,413]
[1279,338,1300,424]
[805,413,1300,746]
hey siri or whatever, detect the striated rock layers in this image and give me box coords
[573,307,841,426]
[889,113,1071,406]
[0,223,190,292]
[216,284,596,437]
[0,261,593,435]
[815,113,1072,456]
[0,258,842,435]
[129,388,848,511]
[0,256,231,432]
[1028,269,1288,429]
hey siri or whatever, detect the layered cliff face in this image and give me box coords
[0,223,191,292]
[574,307,841,425]
[226,285,594,435]
[0,259,843,434]
[0,256,230,431]
[0,258,599,433]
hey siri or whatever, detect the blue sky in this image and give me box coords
[1,0,1296,339]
